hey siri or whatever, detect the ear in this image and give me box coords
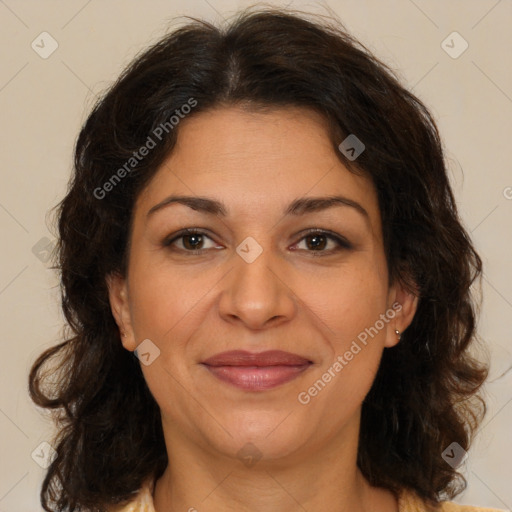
[106,272,137,352]
[384,279,419,348]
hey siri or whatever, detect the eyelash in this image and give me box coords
[162,228,353,256]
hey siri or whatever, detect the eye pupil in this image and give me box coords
[183,234,203,250]
[306,234,327,250]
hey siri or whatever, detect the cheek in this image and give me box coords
[306,350,382,438]
[302,262,389,396]
[128,258,208,341]
[303,260,389,338]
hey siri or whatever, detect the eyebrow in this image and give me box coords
[146,194,369,220]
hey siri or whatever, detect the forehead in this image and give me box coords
[135,105,380,228]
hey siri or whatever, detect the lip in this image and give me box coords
[202,350,312,367]
[201,350,313,391]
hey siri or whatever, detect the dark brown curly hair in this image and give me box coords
[29,7,489,511]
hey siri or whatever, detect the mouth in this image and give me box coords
[201,350,313,391]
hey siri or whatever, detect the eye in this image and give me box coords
[163,229,221,253]
[163,227,352,256]
[291,229,352,255]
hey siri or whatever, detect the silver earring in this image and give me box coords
[395,329,401,340]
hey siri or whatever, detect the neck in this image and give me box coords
[152,413,398,512]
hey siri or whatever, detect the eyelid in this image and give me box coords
[162,228,219,248]
[291,228,353,253]
[163,227,353,255]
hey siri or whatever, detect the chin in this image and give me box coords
[213,413,311,462]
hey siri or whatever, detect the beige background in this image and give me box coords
[0,0,511,510]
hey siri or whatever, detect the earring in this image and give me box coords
[395,329,401,340]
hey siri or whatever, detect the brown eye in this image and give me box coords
[304,233,328,250]
[292,229,352,255]
[163,229,219,253]
[181,233,204,250]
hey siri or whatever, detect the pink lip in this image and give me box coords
[201,350,313,391]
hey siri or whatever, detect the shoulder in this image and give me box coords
[438,502,507,512]
[398,488,506,512]
[102,484,507,512]
[105,479,156,512]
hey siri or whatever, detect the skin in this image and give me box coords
[108,105,418,512]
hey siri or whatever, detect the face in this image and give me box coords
[108,105,417,465]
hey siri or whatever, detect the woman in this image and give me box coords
[29,7,503,512]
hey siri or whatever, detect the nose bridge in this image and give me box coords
[218,236,295,329]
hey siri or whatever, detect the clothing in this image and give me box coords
[107,478,506,512]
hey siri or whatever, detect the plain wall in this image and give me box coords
[0,0,511,510]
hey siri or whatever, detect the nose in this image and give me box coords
[218,243,297,330]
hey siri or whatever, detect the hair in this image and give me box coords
[29,6,488,511]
